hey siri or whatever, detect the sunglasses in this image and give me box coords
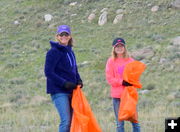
[58,32,69,37]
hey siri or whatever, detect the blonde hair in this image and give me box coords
[55,35,73,47]
[111,46,130,59]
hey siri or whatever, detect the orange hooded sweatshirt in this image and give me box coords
[105,57,134,98]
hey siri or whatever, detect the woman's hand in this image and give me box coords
[77,80,83,88]
[64,82,77,90]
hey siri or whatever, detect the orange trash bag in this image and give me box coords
[118,61,146,123]
[70,86,102,132]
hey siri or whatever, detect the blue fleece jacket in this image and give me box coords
[44,41,81,94]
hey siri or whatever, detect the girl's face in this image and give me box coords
[56,32,71,46]
[114,44,125,55]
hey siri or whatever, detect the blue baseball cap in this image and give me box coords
[57,25,71,35]
[112,38,126,47]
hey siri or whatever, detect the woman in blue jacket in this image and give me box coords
[44,25,83,132]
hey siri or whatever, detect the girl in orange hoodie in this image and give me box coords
[105,38,140,132]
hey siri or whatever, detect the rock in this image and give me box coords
[69,2,77,6]
[170,102,180,107]
[139,90,150,94]
[0,103,13,108]
[171,36,180,46]
[152,34,164,42]
[14,20,20,25]
[44,14,53,22]
[77,61,90,68]
[71,14,77,17]
[166,45,174,51]
[116,9,124,14]
[131,47,154,60]
[171,0,180,9]
[100,8,108,13]
[19,16,25,19]
[88,13,96,22]
[159,58,167,64]
[98,11,108,26]
[167,93,176,101]
[148,20,156,24]
[113,14,123,24]
[151,5,159,12]
[147,3,152,7]
[175,92,180,98]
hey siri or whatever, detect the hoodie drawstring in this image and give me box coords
[67,53,73,67]
[71,52,76,66]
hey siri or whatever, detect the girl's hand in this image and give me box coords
[122,80,132,86]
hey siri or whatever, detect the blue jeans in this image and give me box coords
[113,98,140,132]
[51,93,73,132]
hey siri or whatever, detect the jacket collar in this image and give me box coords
[49,41,72,51]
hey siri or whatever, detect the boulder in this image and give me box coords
[44,14,52,22]
[14,20,20,25]
[100,8,108,13]
[113,14,123,24]
[116,9,124,14]
[151,5,159,12]
[69,2,77,6]
[131,47,154,60]
[98,11,108,26]
[171,36,180,46]
[88,13,96,22]
[171,0,180,9]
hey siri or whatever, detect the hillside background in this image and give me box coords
[0,0,180,131]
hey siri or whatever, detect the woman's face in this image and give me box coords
[56,32,71,46]
[114,44,125,55]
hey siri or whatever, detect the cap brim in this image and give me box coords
[57,30,70,34]
[113,42,125,47]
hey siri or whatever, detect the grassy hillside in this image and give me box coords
[0,0,180,131]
